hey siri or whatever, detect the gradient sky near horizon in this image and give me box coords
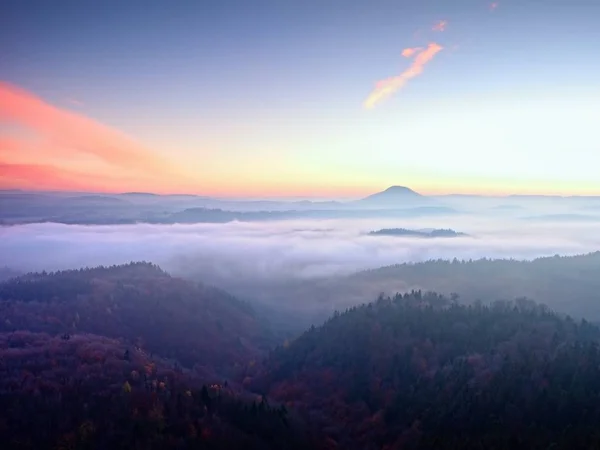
[1,0,599,198]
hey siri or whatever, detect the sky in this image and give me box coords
[1,0,599,198]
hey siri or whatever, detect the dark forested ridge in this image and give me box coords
[0,331,313,449]
[0,267,22,282]
[0,262,273,374]
[4,262,600,448]
[252,292,600,449]
[352,252,600,319]
[227,252,600,330]
[0,263,318,449]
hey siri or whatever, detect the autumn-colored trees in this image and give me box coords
[253,292,600,449]
[6,262,600,449]
[0,262,274,375]
[0,263,318,448]
[0,331,312,449]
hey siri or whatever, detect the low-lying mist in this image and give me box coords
[2,215,600,328]
[1,216,599,279]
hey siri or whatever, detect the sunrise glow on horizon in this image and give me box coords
[1,0,599,198]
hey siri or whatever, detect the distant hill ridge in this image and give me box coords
[360,185,425,200]
[369,228,468,238]
[0,185,462,225]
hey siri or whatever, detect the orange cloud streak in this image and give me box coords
[401,47,423,58]
[0,82,178,177]
[364,43,443,109]
[432,20,447,32]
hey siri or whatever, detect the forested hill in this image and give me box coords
[6,262,600,448]
[0,331,313,449]
[0,262,274,374]
[0,263,321,449]
[0,267,21,282]
[252,292,600,449]
[368,228,468,238]
[346,252,600,320]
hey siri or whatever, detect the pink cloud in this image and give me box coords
[364,43,444,109]
[402,47,423,58]
[0,162,128,192]
[0,82,177,177]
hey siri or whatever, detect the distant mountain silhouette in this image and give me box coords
[120,192,159,197]
[358,186,430,207]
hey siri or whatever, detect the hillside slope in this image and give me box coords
[0,331,313,449]
[257,252,600,324]
[358,186,431,208]
[0,262,273,374]
[352,252,600,318]
[252,292,600,449]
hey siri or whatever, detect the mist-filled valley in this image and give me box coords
[4,0,600,444]
[4,195,600,328]
[3,189,600,448]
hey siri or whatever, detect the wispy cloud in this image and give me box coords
[363,0,508,111]
[432,20,448,32]
[364,43,443,109]
[402,47,423,58]
[0,82,186,189]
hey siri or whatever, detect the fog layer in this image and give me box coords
[2,216,600,281]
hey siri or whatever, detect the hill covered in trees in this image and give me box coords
[0,262,274,375]
[0,262,320,448]
[247,252,600,326]
[0,267,21,282]
[251,292,600,449]
[5,261,600,448]
[0,330,314,449]
[351,252,600,319]
[368,228,468,238]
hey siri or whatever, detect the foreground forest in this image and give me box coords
[3,263,600,448]
[0,264,316,448]
[252,293,600,449]
[0,262,277,374]
[0,331,311,449]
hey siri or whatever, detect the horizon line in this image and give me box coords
[3,186,600,200]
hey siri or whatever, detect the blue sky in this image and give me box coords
[1,0,599,196]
